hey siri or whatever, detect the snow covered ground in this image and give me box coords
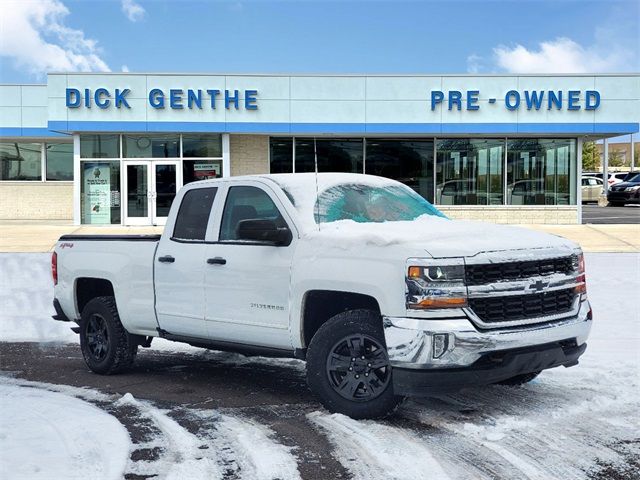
[0,252,638,479]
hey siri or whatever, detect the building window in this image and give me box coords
[436,139,504,205]
[80,161,121,224]
[507,139,576,205]
[80,134,120,159]
[182,134,222,157]
[366,139,435,203]
[183,159,223,183]
[270,137,293,173]
[295,138,363,173]
[46,143,73,181]
[123,134,179,158]
[0,142,42,180]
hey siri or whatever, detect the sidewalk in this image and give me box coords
[0,221,638,253]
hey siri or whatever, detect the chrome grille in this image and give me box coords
[468,288,577,324]
[465,256,575,285]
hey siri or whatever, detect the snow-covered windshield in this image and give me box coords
[314,183,446,224]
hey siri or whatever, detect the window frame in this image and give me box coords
[170,186,219,243]
[217,183,293,245]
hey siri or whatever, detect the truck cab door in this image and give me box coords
[204,182,296,350]
[154,186,218,338]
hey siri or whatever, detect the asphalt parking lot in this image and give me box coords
[582,205,640,224]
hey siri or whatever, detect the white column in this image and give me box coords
[603,138,609,193]
[73,134,81,225]
[222,133,231,177]
[576,137,583,223]
[631,134,635,171]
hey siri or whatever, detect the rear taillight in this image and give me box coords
[52,251,58,285]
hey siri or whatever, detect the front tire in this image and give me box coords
[79,296,137,375]
[306,309,400,419]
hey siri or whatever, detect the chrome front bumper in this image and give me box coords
[383,299,592,369]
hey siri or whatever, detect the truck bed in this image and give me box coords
[58,234,161,242]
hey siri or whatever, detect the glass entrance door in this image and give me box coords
[124,161,180,225]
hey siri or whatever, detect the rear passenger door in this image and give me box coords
[154,186,218,338]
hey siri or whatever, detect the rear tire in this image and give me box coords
[79,296,137,375]
[306,309,401,419]
[495,371,540,386]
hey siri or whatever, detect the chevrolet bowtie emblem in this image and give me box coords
[529,280,549,292]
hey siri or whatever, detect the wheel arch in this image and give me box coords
[75,277,115,316]
[301,290,381,347]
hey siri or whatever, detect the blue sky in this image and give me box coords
[0,0,638,83]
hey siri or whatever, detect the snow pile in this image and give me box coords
[0,253,76,343]
[0,379,131,480]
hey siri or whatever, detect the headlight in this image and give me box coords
[406,263,467,309]
[625,185,640,192]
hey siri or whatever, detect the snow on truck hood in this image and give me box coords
[305,216,577,258]
[266,173,577,258]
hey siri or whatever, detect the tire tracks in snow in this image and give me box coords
[399,365,640,480]
[308,411,452,480]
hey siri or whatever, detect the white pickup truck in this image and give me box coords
[52,173,592,418]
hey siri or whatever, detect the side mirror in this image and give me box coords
[236,219,292,246]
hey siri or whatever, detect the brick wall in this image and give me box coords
[229,135,269,176]
[0,182,73,220]
[438,206,579,225]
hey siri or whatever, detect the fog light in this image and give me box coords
[433,333,449,359]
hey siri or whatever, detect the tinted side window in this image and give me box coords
[219,186,286,241]
[173,187,217,241]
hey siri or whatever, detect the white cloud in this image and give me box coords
[0,0,110,77]
[121,0,145,22]
[121,65,130,72]
[492,37,633,73]
[466,54,483,74]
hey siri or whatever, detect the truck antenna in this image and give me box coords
[314,138,320,230]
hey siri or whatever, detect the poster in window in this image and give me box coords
[193,162,221,180]
[83,163,111,224]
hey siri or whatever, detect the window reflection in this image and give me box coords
[80,135,119,159]
[366,139,434,203]
[507,139,575,205]
[270,137,293,173]
[182,134,222,157]
[123,135,179,158]
[46,143,73,181]
[0,142,42,180]
[436,139,504,205]
[295,138,363,173]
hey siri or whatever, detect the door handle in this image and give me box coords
[207,257,227,265]
[158,255,175,263]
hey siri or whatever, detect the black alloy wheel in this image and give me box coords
[85,314,110,361]
[79,296,138,375]
[326,334,391,402]
[306,309,401,419]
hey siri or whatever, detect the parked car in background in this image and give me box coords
[581,176,604,203]
[585,172,626,187]
[607,172,640,206]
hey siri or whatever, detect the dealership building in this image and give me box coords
[1,73,638,226]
